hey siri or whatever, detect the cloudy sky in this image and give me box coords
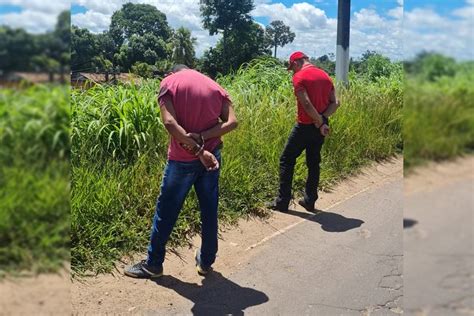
[0,0,473,60]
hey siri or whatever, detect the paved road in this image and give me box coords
[404,174,473,315]
[150,177,403,315]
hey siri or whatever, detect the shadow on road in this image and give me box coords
[154,271,269,315]
[285,209,364,232]
[403,218,418,229]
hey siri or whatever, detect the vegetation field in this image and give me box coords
[71,59,402,274]
[404,56,474,169]
[0,85,70,276]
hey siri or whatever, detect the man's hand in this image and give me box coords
[187,133,203,145]
[181,133,203,153]
[199,150,219,171]
[319,124,330,137]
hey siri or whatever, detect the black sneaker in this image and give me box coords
[298,199,316,213]
[124,260,163,279]
[265,200,289,213]
[195,249,212,276]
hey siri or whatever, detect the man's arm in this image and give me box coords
[295,89,324,127]
[200,99,238,141]
[322,88,340,118]
[159,95,197,147]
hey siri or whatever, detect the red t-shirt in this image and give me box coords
[158,69,230,162]
[292,64,334,124]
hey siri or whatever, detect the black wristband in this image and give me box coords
[322,115,329,126]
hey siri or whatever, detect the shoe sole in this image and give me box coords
[124,269,163,279]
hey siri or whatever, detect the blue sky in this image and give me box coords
[1,0,473,60]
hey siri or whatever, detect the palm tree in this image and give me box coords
[171,27,197,67]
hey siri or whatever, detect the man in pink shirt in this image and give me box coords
[125,65,238,278]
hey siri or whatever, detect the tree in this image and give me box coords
[200,0,254,36]
[311,54,335,76]
[200,0,254,70]
[131,62,154,78]
[171,27,197,67]
[114,33,168,71]
[407,52,457,81]
[265,20,295,58]
[365,54,393,81]
[71,26,101,72]
[110,3,171,48]
[200,22,270,77]
[0,27,36,71]
[109,3,171,72]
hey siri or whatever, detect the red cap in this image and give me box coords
[287,51,308,70]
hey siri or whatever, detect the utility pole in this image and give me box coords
[336,0,351,86]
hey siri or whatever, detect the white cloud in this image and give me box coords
[404,8,446,30]
[71,0,123,15]
[253,2,402,61]
[452,5,474,19]
[0,0,69,32]
[353,9,385,29]
[404,4,474,60]
[72,11,111,34]
[0,0,69,14]
[388,6,402,19]
[253,2,328,30]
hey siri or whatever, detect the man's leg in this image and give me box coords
[194,151,221,269]
[304,128,324,208]
[276,124,306,209]
[147,160,197,267]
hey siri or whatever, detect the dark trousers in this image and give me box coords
[276,123,324,209]
[147,150,221,268]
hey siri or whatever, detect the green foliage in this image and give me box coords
[407,52,457,82]
[71,58,402,273]
[199,0,254,36]
[0,85,70,165]
[71,81,166,164]
[0,27,36,71]
[131,62,155,79]
[200,22,271,77]
[0,85,70,276]
[0,11,70,73]
[110,3,172,47]
[311,54,336,76]
[171,27,197,67]
[404,64,474,169]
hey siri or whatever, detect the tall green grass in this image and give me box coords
[404,69,474,169]
[0,85,70,276]
[71,59,402,274]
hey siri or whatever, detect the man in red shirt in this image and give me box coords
[268,51,340,212]
[124,65,238,278]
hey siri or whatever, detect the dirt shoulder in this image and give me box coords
[405,155,474,195]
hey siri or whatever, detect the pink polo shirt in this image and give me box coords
[158,69,230,162]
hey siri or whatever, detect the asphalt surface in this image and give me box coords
[404,175,473,315]
[149,177,403,315]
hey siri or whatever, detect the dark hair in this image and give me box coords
[170,64,190,73]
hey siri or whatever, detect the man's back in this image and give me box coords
[292,65,334,124]
[159,69,230,161]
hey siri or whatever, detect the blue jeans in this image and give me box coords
[147,150,221,268]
